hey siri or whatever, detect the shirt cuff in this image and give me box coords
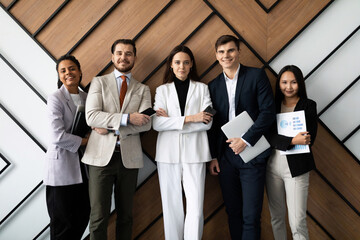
[120,114,128,126]
[241,137,252,147]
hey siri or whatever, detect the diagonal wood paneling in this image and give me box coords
[308,172,360,239]
[8,0,63,34]
[131,0,211,83]
[36,0,118,59]
[0,0,12,8]
[72,0,171,87]
[208,0,332,61]
[312,124,360,210]
[1,0,358,239]
[267,0,331,60]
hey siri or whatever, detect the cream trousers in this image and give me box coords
[157,162,206,240]
[266,150,310,240]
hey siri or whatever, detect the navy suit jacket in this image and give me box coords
[208,65,276,164]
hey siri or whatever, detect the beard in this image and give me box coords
[114,61,135,73]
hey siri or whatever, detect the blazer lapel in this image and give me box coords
[235,65,246,113]
[185,80,195,111]
[170,82,181,116]
[217,74,229,119]
[107,73,121,112]
[60,85,77,115]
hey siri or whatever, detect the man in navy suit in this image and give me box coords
[208,35,275,239]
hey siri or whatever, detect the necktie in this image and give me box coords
[119,75,127,109]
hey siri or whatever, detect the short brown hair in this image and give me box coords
[215,35,240,51]
[111,39,136,56]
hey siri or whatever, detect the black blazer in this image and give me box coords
[207,65,276,164]
[268,98,318,177]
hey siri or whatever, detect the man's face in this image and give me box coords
[112,43,136,73]
[215,41,240,70]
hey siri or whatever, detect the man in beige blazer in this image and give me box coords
[82,39,151,240]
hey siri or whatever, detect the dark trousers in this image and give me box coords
[46,181,90,240]
[88,152,138,240]
[219,147,267,240]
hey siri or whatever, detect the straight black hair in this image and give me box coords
[275,65,308,112]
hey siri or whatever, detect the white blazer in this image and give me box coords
[44,85,87,186]
[153,80,212,163]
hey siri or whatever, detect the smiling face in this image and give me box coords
[171,51,193,81]
[58,59,81,93]
[279,71,299,99]
[112,43,136,73]
[215,41,240,71]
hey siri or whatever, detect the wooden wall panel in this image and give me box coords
[131,0,211,83]
[0,0,12,8]
[208,0,267,60]
[137,217,164,240]
[9,0,62,34]
[2,0,358,239]
[73,0,170,86]
[203,207,231,239]
[36,0,118,58]
[201,64,223,84]
[308,172,360,239]
[259,0,278,10]
[312,124,360,210]
[267,0,331,60]
[133,173,162,237]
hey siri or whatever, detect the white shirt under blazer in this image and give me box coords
[153,80,212,163]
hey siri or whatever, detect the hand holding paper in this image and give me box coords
[291,131,311,145]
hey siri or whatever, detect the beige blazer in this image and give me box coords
[82,72,151,168]
[152,80,212,163]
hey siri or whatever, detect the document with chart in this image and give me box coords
[276,110,310,155]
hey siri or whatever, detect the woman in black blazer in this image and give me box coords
[266,65,318,240]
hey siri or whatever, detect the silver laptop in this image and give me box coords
[221,111,270,163]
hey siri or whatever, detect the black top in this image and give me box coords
[174,77,190,116]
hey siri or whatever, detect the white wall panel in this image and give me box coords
[0,58,49,148]
[0,8,57,99]
[320,81,360,140]
[270,0,360,76]
[0,109,45,221]
[345,130,360,160]
[0,185,49,240]
[306,30,360,111]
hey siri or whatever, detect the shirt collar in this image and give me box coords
[223,64,241,82]
[114,68,132,82]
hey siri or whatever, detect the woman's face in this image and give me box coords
[279,71,299,99]
[171,52,193,81]
[58,59,81,91]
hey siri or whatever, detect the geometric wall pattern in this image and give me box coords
[0,0,359,239]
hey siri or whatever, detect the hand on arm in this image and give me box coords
[156,108,168,117]
[291,131,311,145]
[129,112,150,126]
[226,138,247,155]
[92,127,108,135]
[209,159,220,176]
[185,111,213,124]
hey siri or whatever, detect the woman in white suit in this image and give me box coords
[153,45,213,240]
[44,55,90,240]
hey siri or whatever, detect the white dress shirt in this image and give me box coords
[223,64,251,147]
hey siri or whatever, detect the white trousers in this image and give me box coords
[157,162,206,240]
[266,151,310,240]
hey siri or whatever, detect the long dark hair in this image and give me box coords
[56,55,82,89]
[275,65,307,111]
[163,45,200,84]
